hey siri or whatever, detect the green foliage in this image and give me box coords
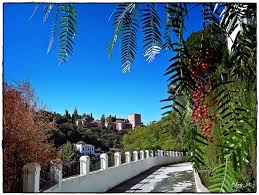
[122,112,184,152]
[101,114,105,128]
[64,109,71,119]
[30,3,77,64]
[186,24,227,65]
[39,110,126,151]
[140,4,162,63]
[108,3,137,73]
[209,155,239,192]
[112,3,256,192]
[58,141,78,162]
[57,4,77,64]
[230,21,256,83]
[120,6,138,73]
[71,108,78,125]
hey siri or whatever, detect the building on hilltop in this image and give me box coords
[76,113,141,130]
[75,141,100,157]
[115,119,132,131]
[76,116,97,128]
[76,119,89,127]
[128,113,142,129]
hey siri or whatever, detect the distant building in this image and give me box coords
[115,121,125,131]
[104,121,116,129]
[95,120,102,127]
[116,120,132,131]
[128,114,142,129]
[76,116,96,128]
[76,119,89,127]
[77,113,141,130]
[75,141,96,157]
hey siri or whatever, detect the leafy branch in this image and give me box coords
[140,4,162,63]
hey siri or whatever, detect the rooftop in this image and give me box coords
[76,141,86,145]
[76,141,94,147]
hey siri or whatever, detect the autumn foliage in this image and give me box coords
[3,82,56,192]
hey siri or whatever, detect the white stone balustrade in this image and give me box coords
[145,150,149,158]
[114,152,121,166]
[150,150,154,157]
[22,163,41,192]
[49,159,62,186]
[100,153,108,170]
[140,150,144,160]
[125,152,131,163]
[22,149,186,192]
[133,151,138,161]
[161,150,164,156]
[80,156,90,175]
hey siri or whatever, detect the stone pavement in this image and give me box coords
[108,162,196,193]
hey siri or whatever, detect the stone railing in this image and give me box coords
[22,150,186,192]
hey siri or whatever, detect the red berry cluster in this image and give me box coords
[190,49,218,143]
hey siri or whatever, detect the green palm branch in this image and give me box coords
[30,3,77,64]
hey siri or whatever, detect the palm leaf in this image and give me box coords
[140,4,162,63]
[57,4,77,65]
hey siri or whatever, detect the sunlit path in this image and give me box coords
[109,162,196,193]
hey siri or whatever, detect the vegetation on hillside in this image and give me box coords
[122,112,184,151]
[58,141,80,163]
[39,109,127,151]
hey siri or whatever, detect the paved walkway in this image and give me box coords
[108,162,196,193]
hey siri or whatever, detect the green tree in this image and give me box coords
[101,114,105,128]
[71,108,79,125]
[64,109,71,119]
[58,141,78,162]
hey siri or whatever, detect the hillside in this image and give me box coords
[122,112,185,152]
[38,110,127,151]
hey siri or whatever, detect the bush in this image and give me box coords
[3,82,56,192]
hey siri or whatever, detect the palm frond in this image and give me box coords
[162,4,174,51]
[43,3,54,22]
[108,3,136,60]
[47,5,59,54]
[209,155,239,192]
[140,4,162,63]
[121,12,139,73]
[28,3,40,21]
[57,4,77,65]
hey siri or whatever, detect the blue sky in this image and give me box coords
[4,3,203,124]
